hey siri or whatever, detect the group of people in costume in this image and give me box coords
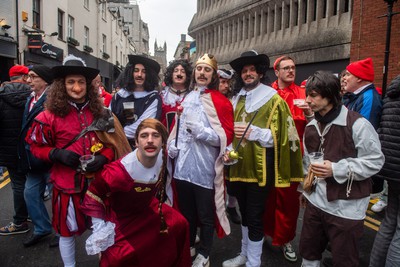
[13,47,386,267]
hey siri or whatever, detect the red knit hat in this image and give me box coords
[9,65,29,77]
[346,58,374,82]
[273,56,286,70]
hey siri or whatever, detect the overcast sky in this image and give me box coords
[138,0,197,62]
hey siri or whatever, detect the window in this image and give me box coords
[57,9,64,40]
[293,2,299,26]
[68,15,75,38]
[33,0,41,29]
[84,26,89,46]
[84,0,89,9]
[302,0,308,24]
[344,0,350,13]
[102,34,107,53]
[322,0,327,18]
[101,3,107,20]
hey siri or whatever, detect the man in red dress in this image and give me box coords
[81,118,191,267]
[266,56,313,262]
[160,59,192,132]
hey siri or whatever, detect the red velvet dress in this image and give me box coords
[81,153,191,267]
[263,81,306,246]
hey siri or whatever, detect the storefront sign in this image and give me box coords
[30,42,63,61]
[27,34,42,49]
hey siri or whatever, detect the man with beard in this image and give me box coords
[167,54,234,267]
[263,56,313,262]
[26,55,114,267]
[160,59,192,132]
[222,51,303,267]
[111,55,162,146]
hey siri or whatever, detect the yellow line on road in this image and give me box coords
[0,177,10,189]
[365,215,381,226]
[0,170,10,188]
[364,221,379,232]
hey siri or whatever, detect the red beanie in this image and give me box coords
[346,58,374,82]
[273,56,286,70]
[9,65,29,77]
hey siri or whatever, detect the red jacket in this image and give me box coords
[271,81,306,149]
[100,87,112,107]
[27,103,114,193]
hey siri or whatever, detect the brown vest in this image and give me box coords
[305,110,372,201]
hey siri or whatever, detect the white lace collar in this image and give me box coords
[232,83,276,113]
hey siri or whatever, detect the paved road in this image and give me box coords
[0,171,384,266]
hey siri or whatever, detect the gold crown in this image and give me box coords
[196,54,218,70]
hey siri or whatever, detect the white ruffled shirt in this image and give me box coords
[229,83,276,148]
[170,86,220,189]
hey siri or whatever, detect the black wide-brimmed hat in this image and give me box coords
[52,54,99,82]
[128,55,161,74]
[229,50,270,73]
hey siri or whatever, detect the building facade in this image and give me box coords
[189,0,400,88]
[0,0,151,90]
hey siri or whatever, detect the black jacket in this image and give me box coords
[376,75,400,186]
[0,82,31,168]
[17,89,51,173]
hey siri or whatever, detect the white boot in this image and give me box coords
[222,226,248,267]
[59,236,76,267]
[246,238,264,267]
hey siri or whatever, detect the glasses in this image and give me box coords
[280,66,296,72]
[27,74,40,80]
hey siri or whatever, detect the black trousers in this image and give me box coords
[228,181,270,241]
[175,179,215,258]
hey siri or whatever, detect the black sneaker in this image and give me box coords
[0,222,30,235]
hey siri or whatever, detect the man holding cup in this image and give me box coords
[222,51,303,267]
[300,71,384,267]
[26,55,114,267]
[111,55,162,147]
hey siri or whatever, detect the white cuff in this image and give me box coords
[248,125,274,148]
[85,218,116,255]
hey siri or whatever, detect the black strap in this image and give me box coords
[61,127,89,150]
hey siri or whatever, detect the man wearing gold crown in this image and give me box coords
[167,54,234,267]
[222,51,303,267]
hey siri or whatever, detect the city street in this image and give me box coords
[0,170,384,267]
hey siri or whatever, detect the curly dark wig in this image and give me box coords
[163,59,193,88]
[232,63,271,95]
[189,68,219,90]
[45,78,105,118]
[115,62,160,92]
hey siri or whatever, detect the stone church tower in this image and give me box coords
[153,40,167,74]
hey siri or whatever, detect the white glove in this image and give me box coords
[186,121,204,138]
[168,143,179,158]
[85,218,116,255]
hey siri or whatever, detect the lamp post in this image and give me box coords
[380,0,399,98]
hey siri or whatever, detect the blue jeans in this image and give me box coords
[8,168,28,225]
[24,171,52,235]
[369,181,400,267]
